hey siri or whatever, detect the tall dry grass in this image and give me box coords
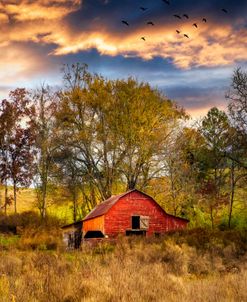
[0,230,246,302]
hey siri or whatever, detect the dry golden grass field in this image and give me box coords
[0,230,247,302]
[0,186,247,301]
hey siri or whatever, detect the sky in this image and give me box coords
[0,0,246,118]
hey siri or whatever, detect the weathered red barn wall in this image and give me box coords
[104,191,187,237]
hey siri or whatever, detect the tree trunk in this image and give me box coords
[0,183,2,213]
[73,188,77,223]
[127,175,137,191]
[171,172,177,216]
[41,183,47,219]
[40,158,48,219]
[13,181,17,213]
[210,205,214,229]
[228,161,235,228]
[4,183,8,215]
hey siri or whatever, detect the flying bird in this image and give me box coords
[202,18,207,22]
[141,37,146,41]
[193,23,198,28]
[122,20,129,26]
[162,0,170,5]
[183,14,189,19]
[174,14,182,19]
[221,8,228,13]
[140,7,148,11]
[147,21,154,25]
[176,30,180,34]
[184,34,189,38]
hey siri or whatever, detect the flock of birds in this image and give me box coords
[121,0,229,41]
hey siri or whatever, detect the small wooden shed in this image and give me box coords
[82,189,189,239]
[61,221,82,249]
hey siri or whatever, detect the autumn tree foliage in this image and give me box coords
[55,63,186,208]
[162,126,204,218]
[0,89,36,213]
[0,64,247,229]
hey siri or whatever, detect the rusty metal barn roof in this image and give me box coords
[83,190,135,221]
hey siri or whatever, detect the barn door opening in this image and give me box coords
[132,216,140,229]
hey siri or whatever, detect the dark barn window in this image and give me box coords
[84,231,105,239]
[132,216,140,229]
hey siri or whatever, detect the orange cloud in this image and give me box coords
[1,0,81,21]
[0,1,80,48]
[51,20,247,69]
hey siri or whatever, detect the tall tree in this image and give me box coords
[164,127,205,217]
[226,68,247,227]
[0,89,36,213]
[56,64,185,207]
[33,85,58,218]
[52,147,86,222]
[112,78,185,191]
[199,107,231,228]
[227,68,247,132]
[0,100,11,211]
[226,67,247,167]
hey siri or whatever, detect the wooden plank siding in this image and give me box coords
[83,215,105,235]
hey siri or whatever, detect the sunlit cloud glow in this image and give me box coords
[0,0,246,116]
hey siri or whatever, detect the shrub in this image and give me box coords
[18,226,61,250]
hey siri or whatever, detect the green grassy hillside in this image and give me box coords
[0,186,36,213]
[0,186,74,223]
[1,184,247,228]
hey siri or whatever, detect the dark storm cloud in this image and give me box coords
[67,0,247,33]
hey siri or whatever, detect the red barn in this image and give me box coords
[82,189,189,239]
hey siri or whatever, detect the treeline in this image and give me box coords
[0,64,247,229]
